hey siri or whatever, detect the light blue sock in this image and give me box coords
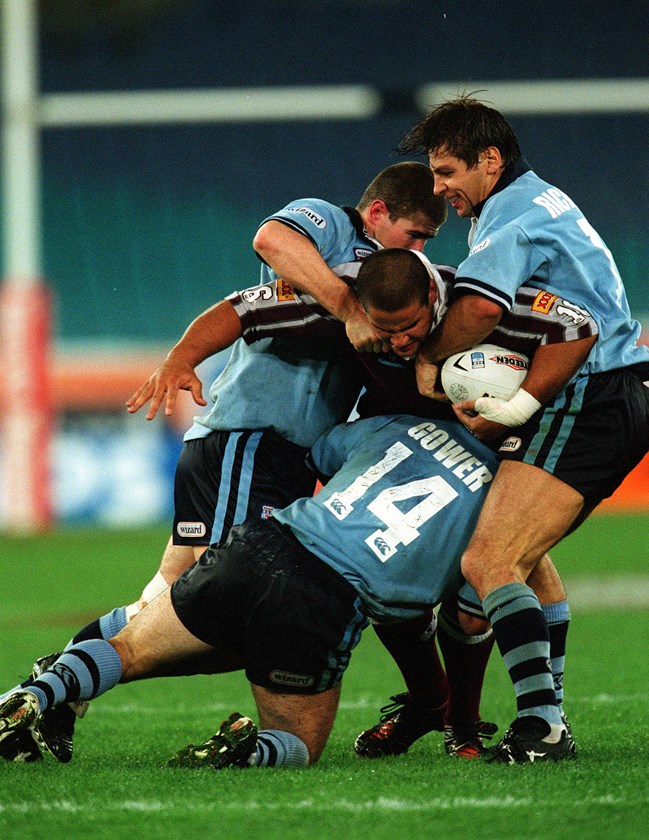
[248,730,309,767]
[542,600,571,711]
[98,607,129,642]
[27,639,123,713]
[65,606,129,649]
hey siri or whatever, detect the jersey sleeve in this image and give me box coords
[258,198,354,264]
[455,223,544,311]
[487,285,598,355]
[227,280,342,343]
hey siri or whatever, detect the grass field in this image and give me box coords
[1,512,648,840]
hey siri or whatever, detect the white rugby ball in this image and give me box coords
[441,343,529,402]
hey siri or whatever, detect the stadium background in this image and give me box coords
[1,0,648,526]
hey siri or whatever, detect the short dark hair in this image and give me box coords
[357,162,447,232]
[399,95,521,168]
[355,248,430,312]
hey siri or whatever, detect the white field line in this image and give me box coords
[563,575,649,610]
[92,691,649,717]
[1,794,647,815]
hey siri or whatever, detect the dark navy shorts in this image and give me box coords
[170,519,369,693]
[173,429,317,546]
[498,365,649,503]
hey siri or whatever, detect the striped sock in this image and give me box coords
[27,639,123,713]
[483,583,562,728]
[66,606,129,648]
[248,730,309,767]
[542,600,571,710]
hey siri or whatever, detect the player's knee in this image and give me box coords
[457,611,490,636]
[107,637,135,682]
[125,570,170,622]
[460,549,484,589]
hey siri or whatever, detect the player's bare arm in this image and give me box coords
[415,295,504,399]
[253,220,382,352]
[126,299,243,420]
[454,334,598,441]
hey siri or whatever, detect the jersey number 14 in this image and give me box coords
[323,442,458,562]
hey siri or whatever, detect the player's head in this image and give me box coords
[356,162,447,251]
[399,95,521,218]
[355,248,441,358]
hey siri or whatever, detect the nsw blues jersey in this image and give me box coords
[259,200,377,275]
[456,162,648,373]
[274,415,497,621]
[184,201,374,447]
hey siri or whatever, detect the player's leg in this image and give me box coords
[70,434,218,647]
[480,368,649,762]
[462,460,581,759]
[166,685,340,771]
[18,431,271,761]
[437,598,496,759]
[354,609,448,758]
[526,556,571,711]
[250,683,340,766]
[0,589,224,762]
[167,520,366,771]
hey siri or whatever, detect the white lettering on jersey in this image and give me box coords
[555,300,586,325]
[407,422,493,491]
[576,218,624,305]
[286,206,327,229]
[324,442,412,520]
[470,237,490,255]
[365,476,458,562]
[241,284,273,303]
[323,441,459,563]
[321,430,493,564]
[533,188,577,219]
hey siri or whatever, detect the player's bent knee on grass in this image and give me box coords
[251,683,341,764]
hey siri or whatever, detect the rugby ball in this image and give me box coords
[441,343,529,402]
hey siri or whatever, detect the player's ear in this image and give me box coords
[482,146,502,173]
[367,198,388,223]
[427,281,438,307]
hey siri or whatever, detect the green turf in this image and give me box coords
[1,514,648,839]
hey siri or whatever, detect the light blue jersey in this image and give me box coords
[184,201,374,447]
[274,415,497,621]
[456,162,649,373]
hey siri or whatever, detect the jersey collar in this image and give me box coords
[342,206,379,249]
[472,157,532,218]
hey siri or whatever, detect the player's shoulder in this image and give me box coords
[268,197,345,229]
[502,170,582,226]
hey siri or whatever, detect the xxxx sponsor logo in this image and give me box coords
[531,290,558,315]
[276,279,296,301]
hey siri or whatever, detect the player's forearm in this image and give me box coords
[254,221,358,323]
[520,335,597,404]
[418,295,503,363]
[167,300,242,367]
